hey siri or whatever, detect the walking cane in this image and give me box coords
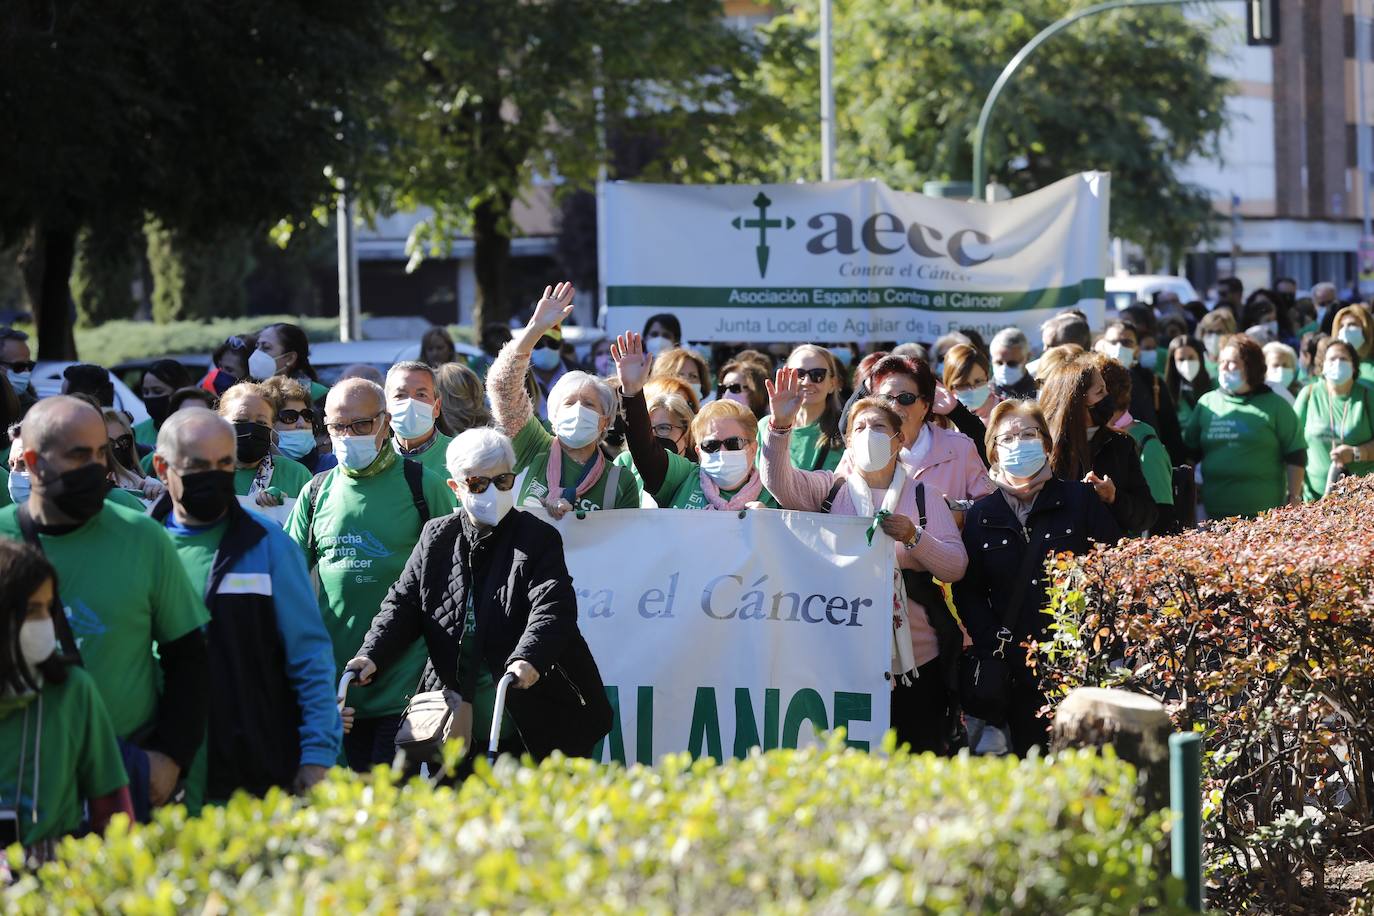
[488,672,519,765]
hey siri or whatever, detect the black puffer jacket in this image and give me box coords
[360,508,612,759]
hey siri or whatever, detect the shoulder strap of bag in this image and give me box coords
[811,438,833,471]
[821,477,845,513]
[303,470,329,558]
[602,462,622,508]
[402,458,430,525]
[913,481,927,527]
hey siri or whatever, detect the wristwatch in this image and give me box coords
[903,528,923,550]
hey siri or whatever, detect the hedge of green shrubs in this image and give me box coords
[5,737,1185,913]
[1037,475,1374,911]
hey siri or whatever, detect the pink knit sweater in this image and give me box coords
[760,422,969,666]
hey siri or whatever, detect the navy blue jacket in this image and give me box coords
[152,496,340,798]
[952,477,1120,651]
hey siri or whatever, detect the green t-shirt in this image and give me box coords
[1184,388,1303,519]
[107,487,146,512]
[1361,359,1374,385]
[233,455,313,499]
[132,417,157,448]
[1293,380,1374,502]
[164,518,228,599]
[0,668,128,845]
[0,466,9,508]
[284,453,457,719]
[511,417,640,512]
[653,450,777,510]
[140,451,156,476]
[759,415,842,473]
[395,430,454,481]
[0,502,210,739]
[1126,421,1174,506]
[307,379,330,404]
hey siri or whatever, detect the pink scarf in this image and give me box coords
[700,466,764,510]
[544,439,606,517]
[1111,409,1134,431]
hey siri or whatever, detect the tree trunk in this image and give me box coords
[21,225,79,361]
[471,193,512,330]
[1051,687,1174,812]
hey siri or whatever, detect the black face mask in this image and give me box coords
[144,395,171,428]
[177,470,235,522]
[42,461,109,523]
[1088,396,1116,428]
[233,421,272,464]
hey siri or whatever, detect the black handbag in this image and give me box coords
[957,516,1047,725]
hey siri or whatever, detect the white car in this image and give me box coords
[1104,274,1199,314]
[308,339,484,386]
[32,362,150,425]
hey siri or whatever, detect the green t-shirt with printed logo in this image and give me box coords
[1183,387,1304,519]
[511,417,640,513]
[1293,380,1374,502]
[0,501,210,739]
[394,430,454,481]
[284,452,456,719]
[233,455,313,499]
[653,450,777,510]
[0,668,128,845]
[1126,420,1174,507]
[759,416,842,473]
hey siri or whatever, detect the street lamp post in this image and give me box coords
[820,0,836,181]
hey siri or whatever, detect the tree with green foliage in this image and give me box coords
[0,1,391,359]
[69,222,140,327]
[145,222,250,323]
[352,0,791,328]
[752,0,1231,263]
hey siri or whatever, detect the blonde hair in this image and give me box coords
[942,343,990,390]
[218,381,278,422]
[1033,344,1084,383]
[260,375,311,413]
[435,362,492,436]
[1333,305,1374,358]
[101,408,142,487]
[651,347,711,401]
[690,398,756,444]
[645,376,701,413]
[648,391,696,451]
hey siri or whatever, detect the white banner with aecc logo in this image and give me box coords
[543,508,893,764]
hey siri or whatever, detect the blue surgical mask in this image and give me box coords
[998,439,1046,479]
[7,469,30,505]
[333,434,381,471]
[276,428,316,460]
[530,346,562,372]
[992,362,1024,387]
[1104,341,1136,369]
[7,370,30,396]
[955,385,990,411]
[1138,349,1158,372]
[1265,366,1295,389]
[1219,368,1246,394]
[1339,326,1366,351]
[389,398,436,441]
[1325,359,1354,384]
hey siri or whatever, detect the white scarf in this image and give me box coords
[843,461,919,687]
[845,459,907,519]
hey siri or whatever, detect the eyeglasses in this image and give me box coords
[717,383,748,396]
[532,337,561,351]
[325,412,382,437]
[993,429,1043,447]
[884,392,921,407]
[796,368,830,383]
[464,472,516,494]
[699,436,750,453]
[652,422,685,439]
[279,407,316,425]
[0,360,35,373]
[109,435,133,454]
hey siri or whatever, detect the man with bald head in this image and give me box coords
[149,410,339,807]
[285,378,455,770]
[0,396,209,818]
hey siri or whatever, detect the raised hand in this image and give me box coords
[764,367,805,428]
[610,332,652,396]
[528,282,575,337]
[931,384,957,416]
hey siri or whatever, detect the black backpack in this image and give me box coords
[302,458,430,557]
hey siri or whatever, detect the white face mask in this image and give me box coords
[275,428,316,460]
[389,398,436,441]
[992,362,1024,387]
[1105,341,1136,369]
[1340,325,1367,350]
[1325,359,1354,384]
[462,485,514,527]
[7,469,30,505]
[1265,366,1295,388]
[850,428,895,473]
[333,433,381,471]
[1219,368,1246,394]
[248,349,280,380]
[19,617,56,669]
[1176,359,1201,382]
[644,335,674,356]
[700,449,751,490]
[554,402,602,449]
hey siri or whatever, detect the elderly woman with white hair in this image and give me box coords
[349,426,613,762]
[487,281,641,518]
[989,327,1037,400]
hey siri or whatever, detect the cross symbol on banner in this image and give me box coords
[731,192,795,279]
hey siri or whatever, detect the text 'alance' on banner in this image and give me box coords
[544,508,893,764]
[597,172,1110,344]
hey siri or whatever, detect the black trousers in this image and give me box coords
[1005,665,1050,757]
[890,657,951,755]
[343,713,402,772]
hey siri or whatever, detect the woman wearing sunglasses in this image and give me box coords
[761,345,845,472]
[759,370,967,754]
[350,427,613,764]
[217,382,313,513]
[611,332,776,510]
[715,359,769,419]
[952,401,1119,755]
[488,282,641,519]
[263,376,335,474]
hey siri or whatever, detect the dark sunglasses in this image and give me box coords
[796,368,830,383]
[278,407,316,425]
[717,383,747,395]
[464,472,517,494]
[699,436,749,454]
[225,336,251,351]
[885,392,921,407]
[109,435,134,454]
[1,360,36,373]
[532,337,561,351]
